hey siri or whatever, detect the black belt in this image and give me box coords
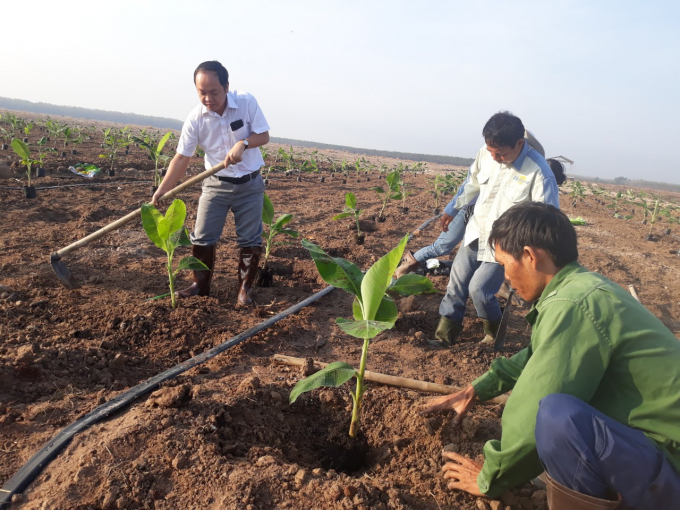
[217,169,260,184]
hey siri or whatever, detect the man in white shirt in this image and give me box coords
[431,111,559,347]
[152,60,270,305]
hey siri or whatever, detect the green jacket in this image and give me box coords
[471,262,680,497]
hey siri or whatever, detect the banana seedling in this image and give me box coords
[36,137,54,174]
[290,235,437,437]
[354,158,364,179]
[260,193,299,283]
[340,158,350,181]
[99,127,131,175]
[11,138,40,197]
[141,199,209,309]
[333,192,364,244]
[372,170,401,221]
[429,174,447,213]
[608,191,623,218]
[0,127,13,148]
[397,177,411,213]
[134,131,172,187]
[23,122,33,140]
[647,200,659,240]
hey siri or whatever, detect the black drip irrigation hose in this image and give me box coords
[409,213,441,241]
[0,212,441,505]
[0,286,335,505]
[0,181,152,191]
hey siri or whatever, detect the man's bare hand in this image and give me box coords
[442,451,485,496]
[440,213,454,232]
[151,186,170,207]
[225,142,246,167]
[420,385,476,425]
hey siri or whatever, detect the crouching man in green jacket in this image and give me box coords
[421,202,680,509]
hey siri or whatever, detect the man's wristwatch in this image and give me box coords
[242,139,249,149]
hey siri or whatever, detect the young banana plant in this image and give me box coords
[372,170,402,220]
[290,235,438,437]
[333,192,363,238]
[141,199,209,309]
[261,193,299,270]
[11,139,39,188]
[134,131,172,187]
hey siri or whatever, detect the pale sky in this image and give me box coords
[2,0,679,183]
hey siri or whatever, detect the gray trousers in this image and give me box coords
[190,174,264,247]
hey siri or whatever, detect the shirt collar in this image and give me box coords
[200,91,239,117]
[511,139,532,171]
[525,261,583,325]
[226,91,238,110]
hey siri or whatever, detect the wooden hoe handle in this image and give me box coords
[273,354,509,405]
[52,161,227,259]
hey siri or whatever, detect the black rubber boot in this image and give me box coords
[480,319,501,344]
[177,244,216,297]
[427,317,464,348]
[237,246,262,306]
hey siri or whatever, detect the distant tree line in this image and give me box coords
[270,137,474,166]
[576,174,680,193]
[0,96,474,166]
[0,96,183,130]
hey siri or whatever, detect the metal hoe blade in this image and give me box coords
[493,290,515,351]
[50,252,76,289]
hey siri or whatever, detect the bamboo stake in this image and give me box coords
[273,354,508,405]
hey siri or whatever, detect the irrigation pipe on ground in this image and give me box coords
[0,286,335,505]
[0,212,442,505]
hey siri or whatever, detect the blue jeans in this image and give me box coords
[413,210,467,264]
[438,240,505,323]
[536,393,680,510]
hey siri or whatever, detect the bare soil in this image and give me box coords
[1,111,679,510]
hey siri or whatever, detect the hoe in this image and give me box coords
[50,161,227,288]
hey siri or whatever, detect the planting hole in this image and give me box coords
[207,394,370,474]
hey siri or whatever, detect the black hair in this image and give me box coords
[546,158,567,186]
[488,202,578,267]
[482,111,525,148]
[194,61,229,88]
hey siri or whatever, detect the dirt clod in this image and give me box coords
[239,375,260,390]
[256,455,276,466]
[294,468,308,488]
[172,453,189,470]
[302,357,315,376]
[147,385,191,408]
[329,484,343,501]
[15,345,35,365]
[108,353,127,371]
[344,485,358,498]
[398,295,420,312]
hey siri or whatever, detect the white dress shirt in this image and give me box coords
[176,90,270,178]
